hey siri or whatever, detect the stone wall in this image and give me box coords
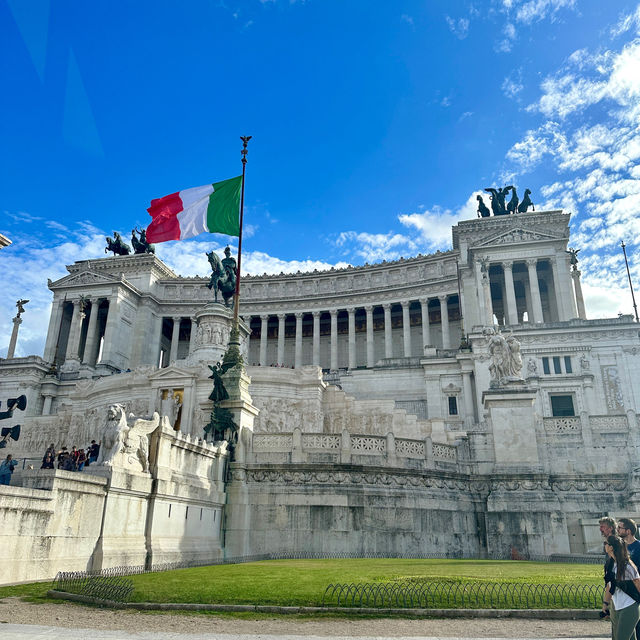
[0,423,229,585]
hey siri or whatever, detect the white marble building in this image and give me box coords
[1,208,639,583]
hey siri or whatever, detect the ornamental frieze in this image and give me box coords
[242,468,470,490]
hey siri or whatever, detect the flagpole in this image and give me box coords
[233,135,251,328]
[621,240,639,323]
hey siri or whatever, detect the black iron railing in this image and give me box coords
[322,581,602,609]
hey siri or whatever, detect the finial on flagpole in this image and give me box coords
[240,136,252,166]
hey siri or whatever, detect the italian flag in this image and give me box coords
[146,175,242,243]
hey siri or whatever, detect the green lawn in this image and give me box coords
[127,559,601,606]
[0,559,603,609]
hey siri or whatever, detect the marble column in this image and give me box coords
[439,295,450,349]
[481,265,494,325]
[526,259,544,323]
[82,300,101,366]
[462,370,475,426]
[312,311,320,367]
[65,299,85,362]
[294,312,303,368]
[277,314,286,365]
[6,316,22,359]
[383,303,393,358]
[330,309,338,370]
[259,315,268,366]
[401,301,412,357]
[347,308,356,369]
[420,298,431,350]
[365,305,374,368]
[100,297,119,365]
[502,261,518,325]
[155,315,165,367]
[43,299,65,363]
[169,316,181,363]
[572,269,587,319]
[188,317,197,355]
[550,257,567,321]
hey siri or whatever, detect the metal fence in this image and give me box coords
[321,581,603,609]
[52,571,134,603]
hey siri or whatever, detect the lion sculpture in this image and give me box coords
[97,404,160,473]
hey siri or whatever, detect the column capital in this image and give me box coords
[571,268,582,279]
[347,307,356,315]
[526,258,538,268]
[438,294,448,303]
[329,309,338,317]
[312,310,321,318]
[364,305,374,313]
[401,300,410,309]
[295,311,303,319]
[277,313,286,320]
[419,298,429,305]
[501,260,513,271]
[172,315,182,322]
[260,313,269,321]
[382,303,392,311]
[12,316,22,326]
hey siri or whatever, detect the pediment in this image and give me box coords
[473,227,561,248]
[147,365,198,381]
[49,270,119,289]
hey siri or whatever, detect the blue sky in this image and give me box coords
[2,0,640,357]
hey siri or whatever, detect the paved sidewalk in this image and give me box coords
[0,627,612,640]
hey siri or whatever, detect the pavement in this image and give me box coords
[0,629,612,640]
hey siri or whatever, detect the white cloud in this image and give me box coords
[506,10,640,319]
[335,231,418,263]
[398,192,482,251]
[502,0,577,24]
[502,67,524,99]
[401,14,414,27]
[445,16,470,39]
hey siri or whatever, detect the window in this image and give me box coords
[550,395,575,417]
[542,357,550,374]
[553,356,562,374]
[448,396,458,416]
[564,356,572,373]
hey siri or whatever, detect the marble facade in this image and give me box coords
[1,209,639,583]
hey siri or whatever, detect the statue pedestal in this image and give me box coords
[483,384,541,471]
[187,304,250,365]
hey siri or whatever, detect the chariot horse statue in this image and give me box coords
[105,231,131,256]
[206,249,236,306]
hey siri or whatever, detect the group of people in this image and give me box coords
[599,516,640,639]
[40,441,100,472]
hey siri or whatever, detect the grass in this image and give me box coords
[0,559,602,609]
[127,559,601,606]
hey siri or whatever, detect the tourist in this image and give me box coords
[601,516,617,619]
[0,454,17,485]
[41,443,55,469]
[57,446,69,469]
[70,446,79,470]
[87,440,100,465]
[602,535,640,639]
[618,519,640,567]
[76,447,87,472]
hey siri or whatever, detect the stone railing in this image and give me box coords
[250,430,458,469]
[543,415,630,436]
[590,415,628,431]
[543,417,581,434]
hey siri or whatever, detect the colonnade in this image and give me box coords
[476,256,583,326]
[247,294,457,370]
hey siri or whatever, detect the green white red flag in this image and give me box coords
[146,175,242,243]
